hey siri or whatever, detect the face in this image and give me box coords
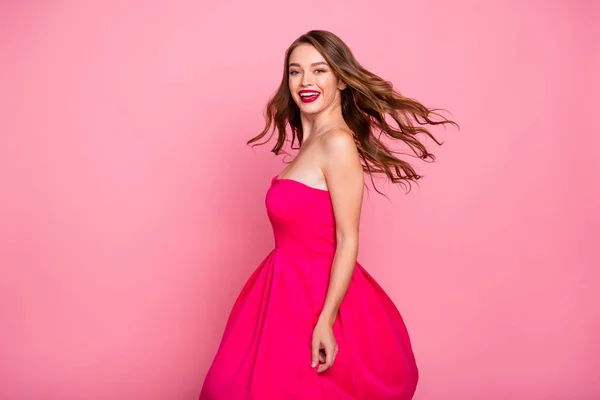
[287,44,347,115]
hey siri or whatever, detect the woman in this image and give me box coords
[199,30,456,400]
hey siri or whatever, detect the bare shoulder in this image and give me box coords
[320,127,357,156]
[318,128,363,184]
[318,128,364,226]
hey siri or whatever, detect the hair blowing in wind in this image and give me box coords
[248,30,459,193]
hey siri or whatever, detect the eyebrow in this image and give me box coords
[288,61,329,68]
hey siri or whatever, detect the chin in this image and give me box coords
[296,101,323,114]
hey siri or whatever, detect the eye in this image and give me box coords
[315,69,326,73]
[289,70,300,76]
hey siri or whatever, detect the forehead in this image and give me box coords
[288,44,326,66]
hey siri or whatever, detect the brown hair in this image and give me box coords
[247,30,458,193]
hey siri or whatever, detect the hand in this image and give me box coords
[311,318,338,374]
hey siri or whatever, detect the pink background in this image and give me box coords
[1,1,599,399]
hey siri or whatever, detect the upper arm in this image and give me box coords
[321,130,364,244]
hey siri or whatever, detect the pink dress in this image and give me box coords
[199,176,418,400]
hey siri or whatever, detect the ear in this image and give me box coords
[337,80,347,90]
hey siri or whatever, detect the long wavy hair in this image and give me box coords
[247,30,458,193]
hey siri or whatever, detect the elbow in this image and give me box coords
[335,233,359,251]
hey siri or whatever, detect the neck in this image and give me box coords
[300,101,346,142]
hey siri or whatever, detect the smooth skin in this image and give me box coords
[278,43,364,374]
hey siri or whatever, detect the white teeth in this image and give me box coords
[300,92,319,97]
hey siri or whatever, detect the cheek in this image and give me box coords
[318,77,338,94]
[288,78,299,93]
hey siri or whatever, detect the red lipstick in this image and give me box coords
[298,90,320,103]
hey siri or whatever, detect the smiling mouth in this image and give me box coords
[299,91,320,103]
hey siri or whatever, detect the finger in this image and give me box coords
[319,349,326,363]
[325,344,334,368]
[332,347,338,365]
[311,342,320,368]
[317,346,334,374]
[317,360,330,374]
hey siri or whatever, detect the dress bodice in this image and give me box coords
[266,176,336,255]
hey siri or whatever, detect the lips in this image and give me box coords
[298,90,320,103]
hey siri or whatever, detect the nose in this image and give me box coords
[301,72,314,87]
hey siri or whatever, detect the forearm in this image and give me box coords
[318,238,358,326]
